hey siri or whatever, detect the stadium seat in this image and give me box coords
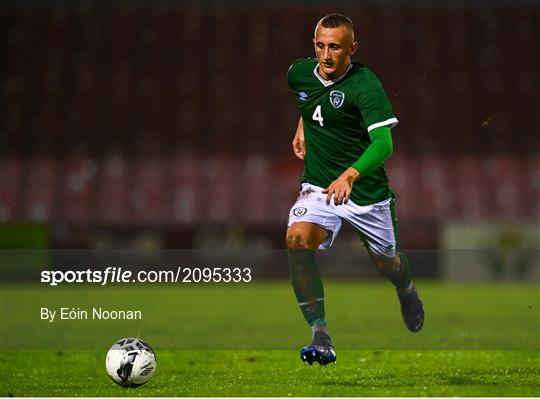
[418,157,455,218]
[453,156,492,219]
[0,158,22,222]
[386,156,421,219]
[241,156,272,224]
[129,158,166,224]
[22,158,58,222]
[483,155,524,218]
[60,157,98,222]
[202,157,241,223]
[525,156,540,218]
[169,155,200,224]
[95,155,128,224]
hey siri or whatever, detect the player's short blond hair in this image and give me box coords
[315,14,355,39]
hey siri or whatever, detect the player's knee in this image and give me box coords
[371,252,400,275]
[286,231,317,250]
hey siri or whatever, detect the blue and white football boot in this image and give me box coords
[300,330,336,366]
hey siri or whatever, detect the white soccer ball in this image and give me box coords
[105,337,157,387]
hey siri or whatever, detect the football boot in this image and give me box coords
[300,330,336,366]
[397,282,424,332]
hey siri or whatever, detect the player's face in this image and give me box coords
[313,25,358,80]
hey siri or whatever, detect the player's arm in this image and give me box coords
[292,117,306,160]
[323,126,393,205]
[351,126,393,175]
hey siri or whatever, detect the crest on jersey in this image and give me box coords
[329,90,345,108]
[298,92,308,102]
[293,207,307,217]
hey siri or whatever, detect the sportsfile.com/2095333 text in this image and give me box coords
[40,267,252,286]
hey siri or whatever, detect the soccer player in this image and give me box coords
[286,14,424,366]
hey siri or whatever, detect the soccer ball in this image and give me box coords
[105,337,156,387]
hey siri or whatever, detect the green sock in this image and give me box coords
[287,249,326,327]
[390,252,413,290]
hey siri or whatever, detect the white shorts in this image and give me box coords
[287,183,398,257]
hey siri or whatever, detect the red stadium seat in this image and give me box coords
[0,158,23,222]
[22,158,58,222]
[483,155,524,218]
[60,157,98,222]
[169,155,201,224]
[386,156,421,219]
[241,156,271,224]
[202,157,241,224]
[418,157,456,218]
[452,156,492,219]
[95,155,128,224]
[525,156,540,218]
[129,158,166,224]
[272,160,303,225]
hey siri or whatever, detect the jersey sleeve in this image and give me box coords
[287,58,308,90]
[354,74,398,132]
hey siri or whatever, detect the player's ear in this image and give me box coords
[350,41,359,55]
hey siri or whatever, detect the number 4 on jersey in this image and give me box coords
[312,105,324,126]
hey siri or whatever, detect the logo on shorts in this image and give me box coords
[293,207,307,217]
[329,90,345,108]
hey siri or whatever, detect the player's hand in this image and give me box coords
[322,167,360,206]
[292,134,306,160]
[292,117,306,160]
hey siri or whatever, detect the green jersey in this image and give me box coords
[287,58,398,205]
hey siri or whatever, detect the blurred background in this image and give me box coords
[0,0,538,280]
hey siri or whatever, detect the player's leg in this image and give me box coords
[286,221,329,327]
[365,247,424,332]
[344,197,424,332]
[363,246,410,289]
[286,222,336,365]
[286,183,342,365]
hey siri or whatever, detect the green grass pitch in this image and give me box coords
[1,281,539,396]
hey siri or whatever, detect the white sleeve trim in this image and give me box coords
[367,117,399,132]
